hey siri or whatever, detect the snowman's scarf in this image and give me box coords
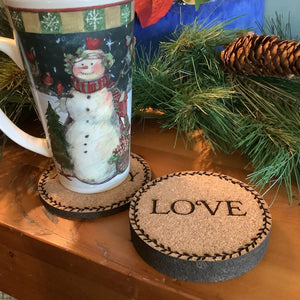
[71,74,114,94]
[71,74,125,131]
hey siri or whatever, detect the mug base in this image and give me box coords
[59,168,130,194]
[38,153,151,219]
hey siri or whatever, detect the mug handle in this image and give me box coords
[0,37,51,157]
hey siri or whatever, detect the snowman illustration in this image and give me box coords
[63,37,124,184]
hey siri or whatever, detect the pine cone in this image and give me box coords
[221,33,300,77]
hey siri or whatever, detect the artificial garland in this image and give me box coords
[0,9,299,204]
[0,9,35,158]
[133,22,300,204]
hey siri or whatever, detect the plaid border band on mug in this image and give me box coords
[8,1,134,34]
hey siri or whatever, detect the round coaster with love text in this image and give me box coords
[38,153,151,219]
[129,171,272,282]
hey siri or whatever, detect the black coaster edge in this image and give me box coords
[41,196,130,219]
[130,224,271,282]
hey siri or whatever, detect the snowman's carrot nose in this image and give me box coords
[80,66,89,69]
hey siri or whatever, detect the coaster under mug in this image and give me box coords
[38,153,151,219]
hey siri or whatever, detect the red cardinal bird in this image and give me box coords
[44,73,53,86]
[56,82,64,94]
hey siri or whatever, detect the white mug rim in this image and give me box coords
[3,0,126,10]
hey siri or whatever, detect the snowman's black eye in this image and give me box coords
[91,63,93,66]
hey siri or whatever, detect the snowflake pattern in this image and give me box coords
[10,10,24,31]
[106,38,115,51]
[83,9,105,32]
[121,3,132,25]
[9,2,133,35]
[39,12,62,33]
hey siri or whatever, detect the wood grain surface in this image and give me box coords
[0,118,299,300]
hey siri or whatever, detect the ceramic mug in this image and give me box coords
[0,0,134,193]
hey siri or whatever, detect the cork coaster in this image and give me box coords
[38,153,151,219]
[129,171,272,282]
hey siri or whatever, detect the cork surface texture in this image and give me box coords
[129,171,272,282]
[38,153,151,219]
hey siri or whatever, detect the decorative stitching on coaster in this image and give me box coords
[129,171,271,262]
[38,153,151,214]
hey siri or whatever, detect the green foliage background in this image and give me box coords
[133,21,300,204]
[0,10,35,158]
[0,7,299,204]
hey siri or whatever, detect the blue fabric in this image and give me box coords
[134,0,265,54]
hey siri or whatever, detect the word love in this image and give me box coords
[151,199,247,217]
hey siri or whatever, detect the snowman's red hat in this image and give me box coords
[75,38,104,62]
[86,37,101,50]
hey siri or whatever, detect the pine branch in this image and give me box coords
[230,75,300,203]
[133,50,176,113]
[161,21,247,82]
[0,52,35,154]
[0,8,13,40]
[236,115,299,204]
[0,59,26,90]
[133,22,244,151]
[133,20,300,204]
[0,8,35,154]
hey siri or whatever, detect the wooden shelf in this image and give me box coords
[0,119,299,300]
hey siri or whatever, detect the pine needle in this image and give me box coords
[233,77,300,203]
[133,20,300,203]
[133,22,242,152]
[0,8,13,39]
[260,11,298,41]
